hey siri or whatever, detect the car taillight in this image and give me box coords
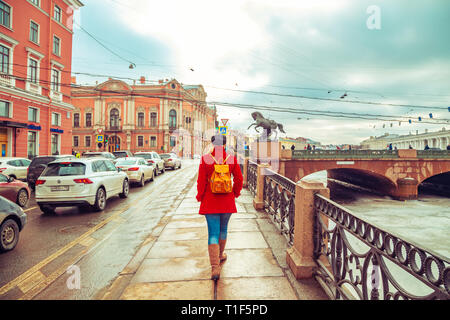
[148,160,154,163]
[128,167,139,171]
[36,179,46,185]
[0,168,6,172]
[168,159,173,161]
[73,178,93,184]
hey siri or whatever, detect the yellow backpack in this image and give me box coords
[209,153,232,193]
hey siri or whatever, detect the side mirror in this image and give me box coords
[7,176,14,182]
[117,167,122,172]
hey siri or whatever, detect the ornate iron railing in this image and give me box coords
[262,168,296,246]
[313,194,450,300]
[417,150,450,159]
[293,150,399,159]
[247,160,257,197]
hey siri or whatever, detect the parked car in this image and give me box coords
[134,152,165,175]
[0,157,32,181]
[112,150,133,158]
[160,153,181,170]
[0,174,30,207]
[115,157,155,187]
[0,195,27,252]
[27,155,76,190]
[82,152,117,161]
[35,158,129,214]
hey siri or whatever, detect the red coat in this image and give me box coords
[196,146,243,214]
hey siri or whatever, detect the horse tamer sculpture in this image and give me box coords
[247,111,286,140]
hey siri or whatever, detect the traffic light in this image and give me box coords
[105,134,109,143]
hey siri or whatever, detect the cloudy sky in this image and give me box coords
[72,0,450,145]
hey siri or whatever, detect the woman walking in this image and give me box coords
[196,134,243,280]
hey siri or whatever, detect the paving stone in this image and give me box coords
[226,231,268,249]
[158,227,208,241]
[121,281,214,300]
[131,257,211,283]
[147,240,207,258]
[220,249,284,278]
[165,217,206,229]
[228,218,259,232]
[217,277,297,300]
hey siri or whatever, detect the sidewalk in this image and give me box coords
[101,181,328,300]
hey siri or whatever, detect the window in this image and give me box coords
[51,69,59,91]
[137,136,144,147]
[30,21,39,44]
[150,136,156,147]
[170,136,176,147]
[54,5,61,22]
[0,1,11,28]
[0,100,9,117]
[110,108,119,128]
[27,131,38,158]
[53,35,60,56]
[85,136,91,147]
[73,136,79,147]
[51,134,59,155]
[30,0,40,7]
[150,112,157,127]
[51,112,60,126]
[0,45,9,74]
[28,107,38,122]
[29,58,38,83]
[85,113,92,127]
[73,113,80,127]
[169,109,177,129]
[137,112,144,127]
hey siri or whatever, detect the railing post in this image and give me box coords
[242,157,249,188]
[286,180,330,279]
[253,163,270,210]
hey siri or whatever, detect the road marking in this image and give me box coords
[17,271,46,294]
[24,206,38,212]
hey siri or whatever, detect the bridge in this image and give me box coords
[252,145,450,200]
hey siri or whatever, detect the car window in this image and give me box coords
[135,154,151,160]
[104,160,118,171]
[30,157,56,167]
[93,160,108,172]
[42,162,86,176]
[138,159,147,165]
[154,154,160,159]
[160,154,170,159]
[116,159,137,165]
[20,159,32,166]
[0,174,8,182]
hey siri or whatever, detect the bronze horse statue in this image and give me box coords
[247,111,286,140]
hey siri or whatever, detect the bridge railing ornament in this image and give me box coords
[262,167,296,246]
[247,160,258,196]
[313,193,450,300]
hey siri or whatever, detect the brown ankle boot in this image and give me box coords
[208,244,221,280]
[219,239,227,262]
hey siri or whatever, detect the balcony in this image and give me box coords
[106,125,122,132]
[50,90,63,102]
[0,73,14,87]
[26,81,42,95]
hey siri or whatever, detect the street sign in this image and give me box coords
[96,135,104,143]
[219,126,227,135]
[221,119,229,126]
[97,128,103,134]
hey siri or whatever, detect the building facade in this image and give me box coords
[71,78,217,157]
[0,0,83,158]
[360,128,450,150]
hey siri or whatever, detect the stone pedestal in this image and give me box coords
[286,180,330,279]
[253,163,270,210]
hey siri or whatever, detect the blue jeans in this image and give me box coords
[204,213,232,245]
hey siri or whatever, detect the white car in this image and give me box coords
[115,157,155,187]
[35,158,129,214]
[134,152,165,176]
[0,157,32,180]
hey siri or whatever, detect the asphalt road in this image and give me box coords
[0,160,199,300]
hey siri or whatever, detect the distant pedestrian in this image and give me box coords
[424,144,430,150]
[409,145,413,149]
[388,143,393,150]
[76,151,81,158]
[313,145,316,150]
[447,144,450,150]
[196,134,243,280]
[291,145,295,151]
[282,145,285,149]
[348,145,352,150]
[307,144,311,150]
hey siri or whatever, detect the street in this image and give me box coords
[0,160,199,300]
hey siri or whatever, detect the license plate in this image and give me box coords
[51,186,69,191]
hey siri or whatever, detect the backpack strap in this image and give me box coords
[210,153,231,165]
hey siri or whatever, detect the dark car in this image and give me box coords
[0,174,30,207]
[113,151,133,158]
[26,155,75,190]
[0,195,27,252]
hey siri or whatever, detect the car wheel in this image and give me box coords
[139,174,145,187]
[119,179,129,198]
[29,183,35,191]
[39,204,56,215]
[162,166,165,174]
[17,189,29,207]
[150,171,155,182]
[0,219,19,252]
[93,187,106,212]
